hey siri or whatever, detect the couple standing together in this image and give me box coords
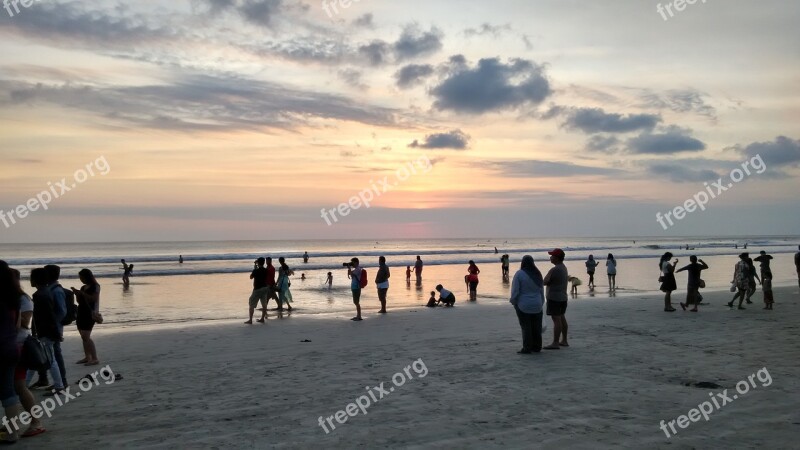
[347,256,390,321]
[509,249,569,353]
[245,257,294,324]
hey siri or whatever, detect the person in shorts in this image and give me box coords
[246,258,268,324]
[347,258,364,321]
[544,248,569,350]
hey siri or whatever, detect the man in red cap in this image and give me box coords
[543,248,569,350]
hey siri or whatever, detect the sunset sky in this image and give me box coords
[1,0,798,242]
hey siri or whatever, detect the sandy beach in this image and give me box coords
[8,285,799,449]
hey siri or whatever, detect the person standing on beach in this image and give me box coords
[795,245,800,288]
[43,265,67,388]
[466,260,480,301]
[754,251,773,281]
[510,255,544,354]
[405,266,411,284]
[728,253,750,310]
[543,249,569,350]
[375,256,390,314]
[659,253,678,312]
[744,257,761,305]
[676,256,708,312]
[501,254,510,280]
[347,258,364,321]
[606,254,617,291]
[0,261,25,444]
[73,269,101,366]
[245,258,268,324]
[414,256,423,284]
[585,255,600,289]
[28,268,64,394]
[276,257,294,312]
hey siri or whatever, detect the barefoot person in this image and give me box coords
[754,250,773,280]
[585,255,600,289]
[414,256,423,284]
[435,284,456,306]
[606,253,617,291]
[501,254,510,280]
[375,256,390,314]
[276,257,294,312]
[510,255,544,354]
[73,269,101,365]
[120,259,132,286]
[347,258,364,321]
[676,256,708,312]
[728,253,750,310]
[745,257,761,305]
[659,252,678,312]
[28,268,65,394]
[245,258,268,324]
[543,249,569,350]
[466,260,480,301]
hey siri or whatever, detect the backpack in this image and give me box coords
[358,269,368,288]
[61,286,77,326]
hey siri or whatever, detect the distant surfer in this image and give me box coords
[179,255,183,264]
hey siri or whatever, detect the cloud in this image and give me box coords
[638,89,717,121]
[563,108,661,134]
[0,75,398,131]
[626,127,706,154]
[238,0,284,27]
[358,40,390,66]
[491,160,623,178]
[352,13,374,28]
[740,136,800,168]
[464,23,511,38]
[393,25,444,61]
[646,163,720,182]
[585,135,621,153]
[408,129,470,150]
[338,69,367,90]
[192,0,238,14]
[430,57,552,114]
[395,64,435,89]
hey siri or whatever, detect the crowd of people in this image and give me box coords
[0,261,102,443]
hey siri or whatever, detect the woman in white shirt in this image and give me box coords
[606,253,617,291]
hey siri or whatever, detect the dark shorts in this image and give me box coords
[546,301,568,316]
[443,293,456,305]
[469,281,478,291]
[352,288,361,304]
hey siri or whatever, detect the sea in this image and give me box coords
[2,236,798,330]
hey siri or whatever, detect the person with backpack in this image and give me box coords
[375,256,389,314]
[347,258,366,321]
[509,255,545,354]
[27,268,64,395]
[44,265,68,388]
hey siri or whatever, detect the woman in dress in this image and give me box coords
[72,269,101,366]
[466,260,480,301]
[728,253,751,309]
[276,257,294,312]
[659,252,678,312]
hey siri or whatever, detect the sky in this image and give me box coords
[0,0,799,243]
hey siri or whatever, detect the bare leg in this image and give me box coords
[559,316,568,346]
[14,379,43,432]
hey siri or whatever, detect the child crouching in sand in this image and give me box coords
[568,276,582,295]
[763,276,774,310]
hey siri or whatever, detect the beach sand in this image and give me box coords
[9,285,800,449]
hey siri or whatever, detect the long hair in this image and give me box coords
[659,252,673,269]
[0,261,22,311]
[79,268,99,287]
[520,255,543,288]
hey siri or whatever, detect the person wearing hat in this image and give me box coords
[728,253,750,309]
[543,248,569,350]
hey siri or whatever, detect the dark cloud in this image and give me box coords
[626,127,706,154]
[408,129,470,150]
[193,0,238,14]
[395,64,434,89]
[464,23,511,38]
[393,25,443,61]
[740,136,800,168]
[358,40,390,66]
[338,68,367,90]
[585,135,621,153]
[638,89,717,121]
[0,75,398,131]
[646,163,720,183]
[238,0,284,27]
[430,57,552,114]
[563,108,661,134]
[491,160,623,178]
[352,13,373,28]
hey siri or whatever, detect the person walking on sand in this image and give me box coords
[728,253,750,310]
[347,258,364,321]
[276,257,294,312]
[245,258,269,324]
[606,253,617,291]
[676,256,708,312]
[375,256,390,314]
[510,255,544,354]
[754,250,773,280]
[466,260,480,301]
[659,252,679,312]
[744,257,761,305]
[414,256,423,284]
[73,269,101,365]
[585,255,600,289]
[543,249,569,350]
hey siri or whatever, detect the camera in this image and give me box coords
[342,262,353,267]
